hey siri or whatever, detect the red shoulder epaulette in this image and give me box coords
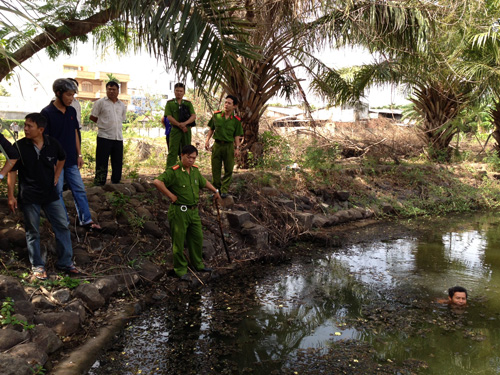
[172,165,180,170]
[234,115,241,121]
[214,110,222,114]
[193,164,199,168]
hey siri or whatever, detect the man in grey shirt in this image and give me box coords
[90,81,127,185]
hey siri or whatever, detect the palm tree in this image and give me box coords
[311,0,493,160]
[204,0,431,165]
[408,79,473,160]
[402,0,500,159]
[451,0,500,154]
[106,73,120,84]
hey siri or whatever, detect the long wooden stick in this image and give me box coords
[214,199,232,263]
[188,266,205,286]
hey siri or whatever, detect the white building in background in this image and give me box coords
[0,70,52,119]
[266,102,370,127]
[311,104,370,122]
[265,107,303,118]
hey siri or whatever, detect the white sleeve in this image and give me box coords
[90,100,101,117]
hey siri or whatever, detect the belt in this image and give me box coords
[214,139,231,144]
[173,203,198,212]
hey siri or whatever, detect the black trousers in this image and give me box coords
[94,137,123,185]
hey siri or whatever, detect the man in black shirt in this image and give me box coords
[7,113,79,280]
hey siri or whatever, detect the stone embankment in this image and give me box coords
[0,176,382,374]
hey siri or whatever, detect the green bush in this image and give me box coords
[109,192,130,216]
[254,131,292,170]
[301,141,340,170]
[81,131,97,171]
[483,152,500,172]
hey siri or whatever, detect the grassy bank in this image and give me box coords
[2,119,500,219]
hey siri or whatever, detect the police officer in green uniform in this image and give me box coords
[153,145,220,279]
[204,95,244,198]
[163,83,196,168]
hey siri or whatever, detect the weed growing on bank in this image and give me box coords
[108,192,131,216]
[0,297,34,330]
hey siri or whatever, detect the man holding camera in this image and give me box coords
[162,83,196,168]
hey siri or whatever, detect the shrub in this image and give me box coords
[301,141,340,170]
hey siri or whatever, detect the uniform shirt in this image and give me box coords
[156,164,207,205]
[41,102,79,166]
[0,133,20,159]
[164,99,195,123]
[91,97,127,140]
[208,111,244,142]
[12,135,66,205]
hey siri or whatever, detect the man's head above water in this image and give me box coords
[448,286,467,306]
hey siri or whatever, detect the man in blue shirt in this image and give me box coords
[41,78,100,230]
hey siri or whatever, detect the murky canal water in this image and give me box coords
[89,213,500,374]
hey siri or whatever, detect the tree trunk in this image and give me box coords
[490,101,500,156]
[410,82,467,161]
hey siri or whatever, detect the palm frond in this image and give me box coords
[310,67,362,106]
[0,0,261,87]
[122,0,261,93]
[308,0,431,56]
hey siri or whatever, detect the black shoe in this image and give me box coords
[197,267,213,272]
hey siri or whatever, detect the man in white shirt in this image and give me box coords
[90,81,127,185]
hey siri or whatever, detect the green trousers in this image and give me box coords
[166,127,192,168]
[211,141,234,194]
[168,205,205,277]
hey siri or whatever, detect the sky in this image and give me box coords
[2,42,408,112]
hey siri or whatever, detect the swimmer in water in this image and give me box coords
[437,286,467,307]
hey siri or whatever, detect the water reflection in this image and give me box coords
[89,212,500,375]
